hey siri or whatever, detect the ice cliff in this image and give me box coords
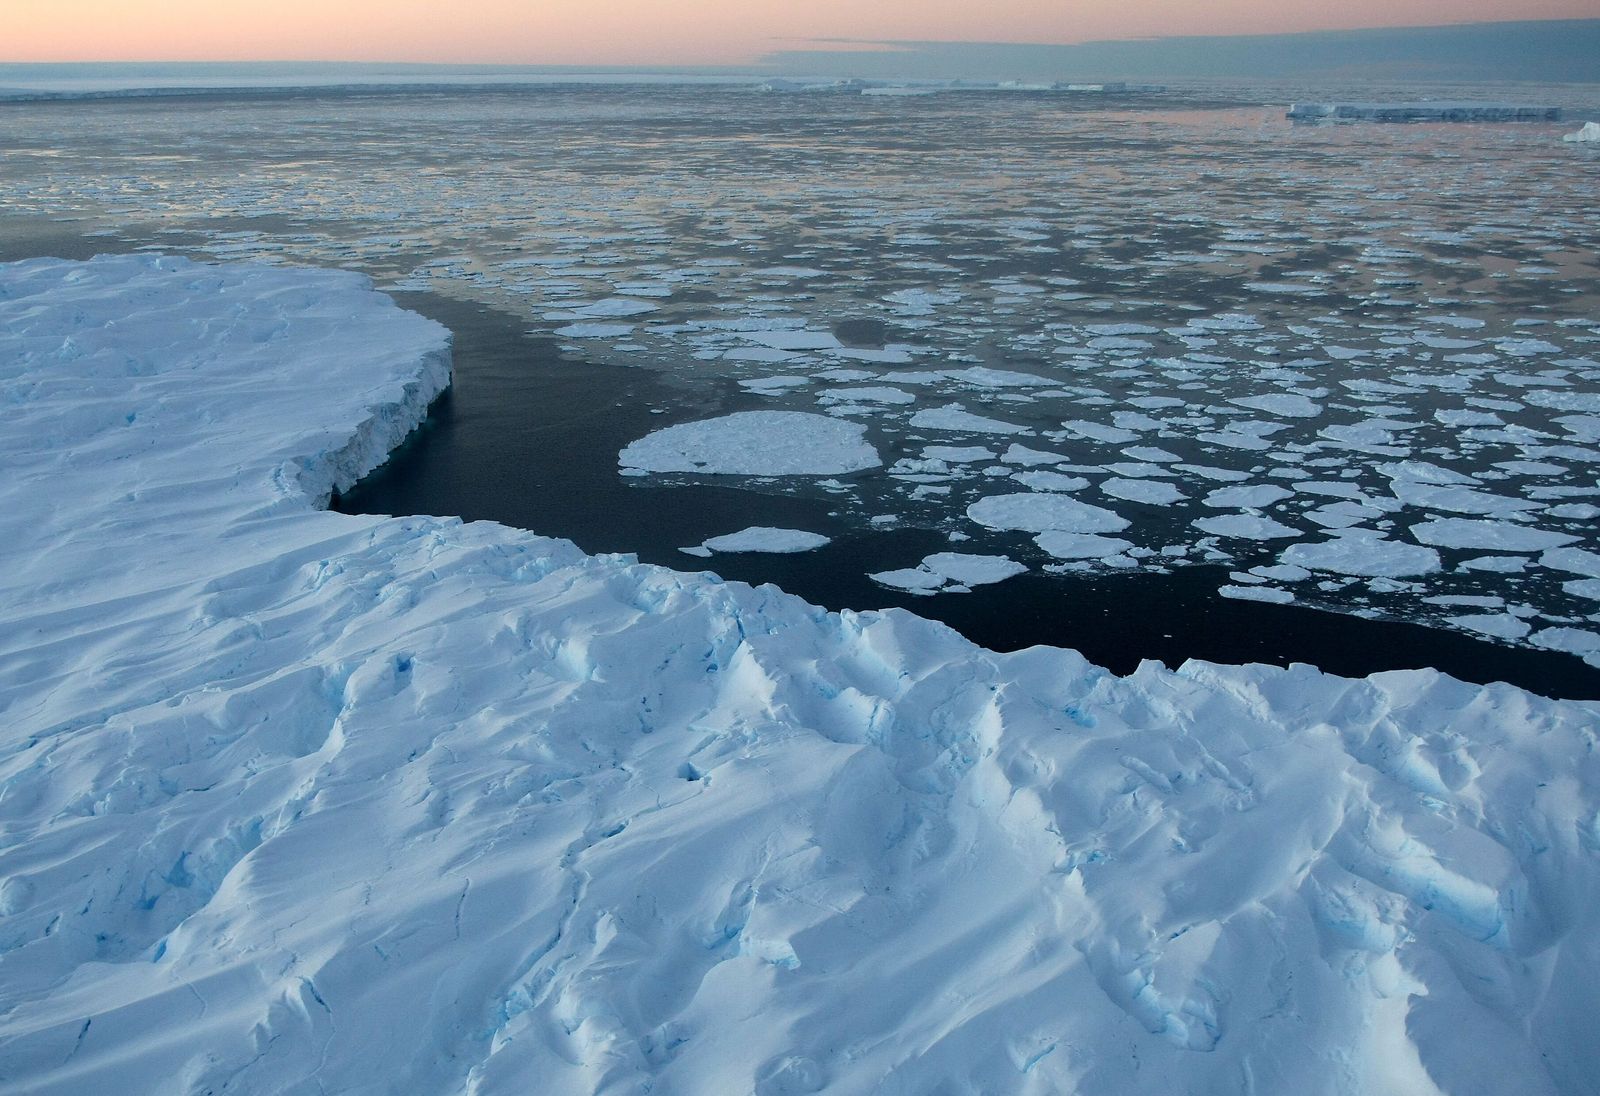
[2,256,1597,1095]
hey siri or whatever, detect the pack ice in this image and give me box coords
[2,256,1599,1096]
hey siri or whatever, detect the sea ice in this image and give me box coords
[909,405,1030,435]
[1283,534,1443,578]
[1203,484,1294,509]
[869,552,1025,594]
[699,527,832,554]
[1194,514,1301,540]
[1409,519,1577,553]
[620,411,881,475]
[1220,584,1295,604]
[1033,531,1137,559]
[968,492,1131,534]
[1101,478,1186,506]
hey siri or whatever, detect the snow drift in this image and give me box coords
[2,256,1598,1096]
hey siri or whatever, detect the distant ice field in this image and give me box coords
[1,81,1597,677]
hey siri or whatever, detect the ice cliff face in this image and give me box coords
[2,256,1598,1096]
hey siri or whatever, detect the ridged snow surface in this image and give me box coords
[2,256,1598,1096]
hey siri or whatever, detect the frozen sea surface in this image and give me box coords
[2,81,1599,678]
[4,255,1600,1096]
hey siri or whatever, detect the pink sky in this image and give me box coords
[8,0,1597,65]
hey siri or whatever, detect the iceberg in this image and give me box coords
[1562,121,1600,143]
[3,256,1599,1096]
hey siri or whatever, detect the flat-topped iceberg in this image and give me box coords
[3,257,1598,1096]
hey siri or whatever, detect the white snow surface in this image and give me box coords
[619,411,880,476]
[3,257,1600,1096]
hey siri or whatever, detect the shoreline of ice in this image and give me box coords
[3,256,1597,1095]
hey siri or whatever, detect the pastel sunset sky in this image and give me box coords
[8,0,1597,65]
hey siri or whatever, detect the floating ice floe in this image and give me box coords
[1101,477,1186,506]
[554,322,634,338]
[4,257,1600,1096]
[620,411,881,476]
[1409,518,1577,553]
[968,492,1131,534]
[1194,514,1301,540]
[690,527,832,555]
[1563,121,1600,143]
[870,551,1026,594]
[1033,531,1137,559]
[1219,584,1295,604]
[1283,533,1443,578]
[909,405,1030,435]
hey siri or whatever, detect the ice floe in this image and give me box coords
[694,527,832,554]
[620,411,881,476]
[1283,533,1443,578]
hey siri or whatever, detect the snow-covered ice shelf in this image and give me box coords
[2,256,1599,1096]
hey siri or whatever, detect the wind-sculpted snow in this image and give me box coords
[2,257,1599,1095]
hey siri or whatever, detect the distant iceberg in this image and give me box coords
[1563,120,1600,142]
